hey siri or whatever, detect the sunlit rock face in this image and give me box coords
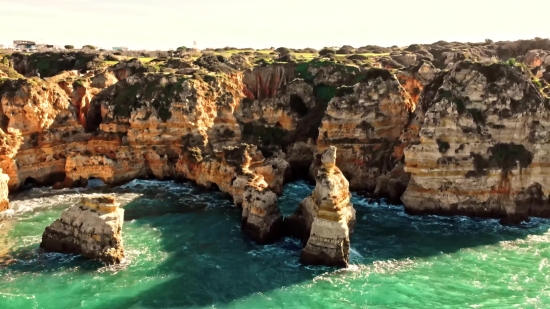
[0,170,8,211]
[402,61,550,223]
[313,68,415,202]
[286,146,356,267]
[241,173,283,244]
[0,77,85,191]
[4,54,550,226]
[40,195,125,264]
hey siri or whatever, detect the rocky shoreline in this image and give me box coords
[2,38,550,265]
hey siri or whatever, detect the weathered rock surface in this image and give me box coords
[289,146,356,267]
[241,172,283,244]
[0,169,8,211]
[314,68,415,201]
[40,195,124,264]
[0,77,85,190]
[4,48,550,229]
[402,61,550,222]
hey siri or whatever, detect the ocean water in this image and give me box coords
[1,179,550,309]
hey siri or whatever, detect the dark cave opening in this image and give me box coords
[289,94,309,117]
[22,177,38,190]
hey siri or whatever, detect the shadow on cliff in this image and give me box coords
[107,181,550,308]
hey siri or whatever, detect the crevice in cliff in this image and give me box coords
[242,64,296,100]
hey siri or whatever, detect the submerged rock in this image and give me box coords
[288,146,356,267]
[40,195,125,264]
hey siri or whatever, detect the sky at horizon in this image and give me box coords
[1,0,549,50]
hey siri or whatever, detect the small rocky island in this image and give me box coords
[40,195,125,264]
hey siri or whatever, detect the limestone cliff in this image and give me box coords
[40,195,124,264]
[0,59,424,212]
[0,77,86,190]
[241,172,283,244]
[287,146,356,267]
[0,169,8,211]
[402,61,550,222]
[314,68,415,201]
[6,52,550,227]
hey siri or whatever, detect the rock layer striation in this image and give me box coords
[40,195,125,264]
[402,61,550,222]
[287,146,356,267]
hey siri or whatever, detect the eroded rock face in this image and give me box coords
[241,173,283,244]
[292,146,356,267]
[314,68,415,201]
[6,55,550,227]
[40,195,124,264]
[0,77,85,190]
[402,61,550,222]
[242,64,296,100]
[0,169,8,211]
[396,61,439,106]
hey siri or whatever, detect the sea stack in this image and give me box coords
[241,173,283,244]
[296,146,356,267]
[40,195,125,264]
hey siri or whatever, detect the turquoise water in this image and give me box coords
[1,180,550,309]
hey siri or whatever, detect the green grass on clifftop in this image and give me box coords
[0,63,24,79]
[112,74,190,122]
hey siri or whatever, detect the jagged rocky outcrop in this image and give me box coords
[313,68,415,201]
[0,77,85,190]
[287,146,356,267]
[40,195,125,264]
[396,61,439,106]
[402,61,550,223]
[241,171,283,244]
[5,47,550,229]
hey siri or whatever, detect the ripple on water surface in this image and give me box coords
[1,180,550,308]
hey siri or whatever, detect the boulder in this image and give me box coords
[40,195,125,264]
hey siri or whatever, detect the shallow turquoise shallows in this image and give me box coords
[1,180,550,309]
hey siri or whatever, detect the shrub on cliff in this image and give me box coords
[277,53,296,63]
[0,63,24,79]
[193,55,235,73]
[319,48,336,56]
[64,45,74,50]
[82,45,96,50]
[336,45,355,54]
[276,47,291,56]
